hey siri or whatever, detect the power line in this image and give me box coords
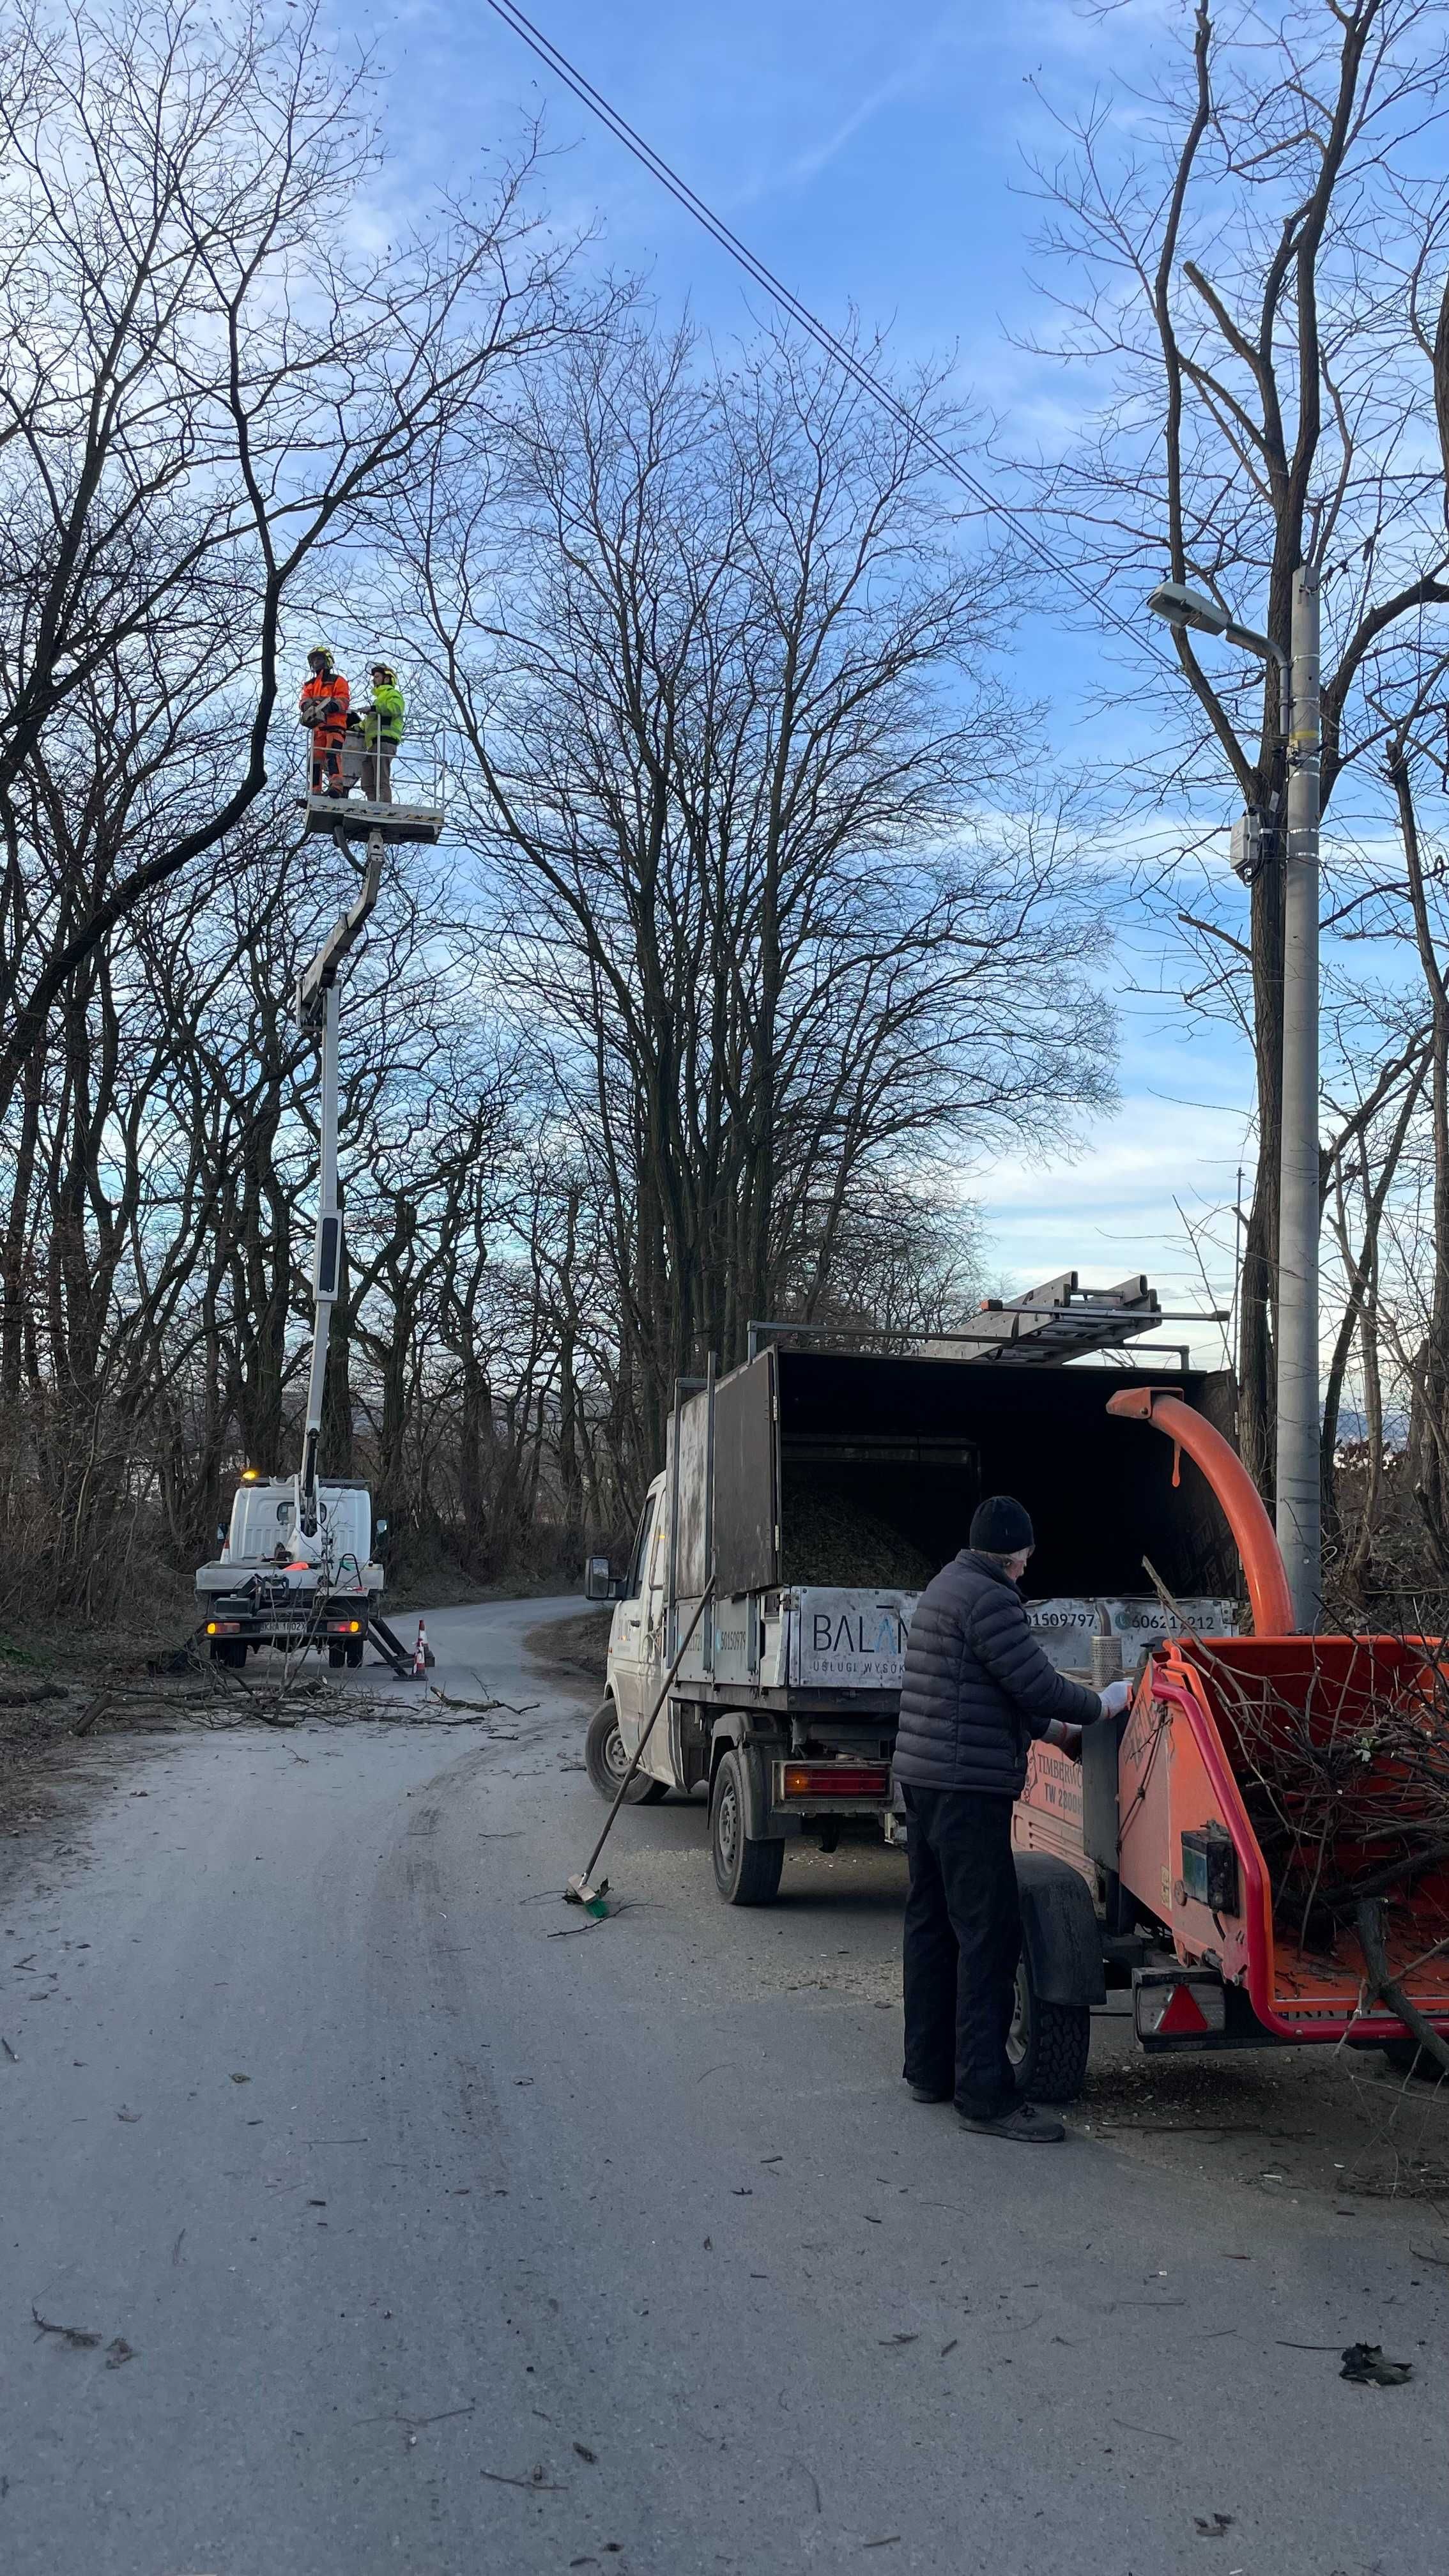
[481,0,1179,674]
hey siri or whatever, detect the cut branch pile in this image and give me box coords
[1198,1647,1449,1933]
[1192,1643,1449,2073]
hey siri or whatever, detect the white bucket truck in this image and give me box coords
[195,774,441,1673]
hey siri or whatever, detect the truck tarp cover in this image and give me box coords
[694,1349,1236,1603]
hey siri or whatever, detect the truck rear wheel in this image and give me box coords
[346,1636,364,1669]
[1008,1951,1091,2104]
[584,1699,668,1805]
[710,1751,784,1906]
[210,1638,247,1671]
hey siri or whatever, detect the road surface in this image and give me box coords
[2,1596,1444,2573]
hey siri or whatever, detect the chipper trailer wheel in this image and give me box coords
[710,1749,785,1906]
[1381,2035,1449,2081]
[585,1698,668,1805]
[1007,1950,1091,2104]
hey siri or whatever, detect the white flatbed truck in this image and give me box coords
[583,1294,1239,1906]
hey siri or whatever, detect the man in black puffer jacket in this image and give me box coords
[894,1494,1130,2143]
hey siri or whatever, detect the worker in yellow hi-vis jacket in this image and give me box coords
[362,662,404,804]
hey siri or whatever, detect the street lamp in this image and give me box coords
[1146,579,1290,690]
[1147,569,1322,1629]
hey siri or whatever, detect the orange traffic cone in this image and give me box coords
[413,1617,429,1678]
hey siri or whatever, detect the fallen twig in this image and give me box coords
[427,1684,537,1717]
[31,2306,101,2349]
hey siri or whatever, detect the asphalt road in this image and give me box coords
[3,1597,1445,2575]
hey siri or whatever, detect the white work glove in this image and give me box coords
[1097,1676,1133,1720]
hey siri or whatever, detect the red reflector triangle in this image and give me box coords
[1157,1982,1210,2036]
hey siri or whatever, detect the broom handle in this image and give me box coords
[580,1568,716,1884]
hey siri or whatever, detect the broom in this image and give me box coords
[565,1570,716,1919]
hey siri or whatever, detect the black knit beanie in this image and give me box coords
[969,1494,1035,1555]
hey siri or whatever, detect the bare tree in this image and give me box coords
[0,0,582,1126]
[408,317,1114,1475]
[1023,0,1449,1489]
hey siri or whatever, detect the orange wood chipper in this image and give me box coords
[1014,1385,1449,2083]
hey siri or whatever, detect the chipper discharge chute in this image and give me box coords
[1055,1386,1449,2067]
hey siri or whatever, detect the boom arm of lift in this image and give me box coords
[1105,1385,1295,1636]
[295,834,385,1537]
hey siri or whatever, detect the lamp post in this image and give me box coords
[1146,573,1322,1629]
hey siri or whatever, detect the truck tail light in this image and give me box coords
[1134,1972,1227,2041]
[205,1620,240,1636]
[782,1765,889,1799]
[326,1618,363,1634]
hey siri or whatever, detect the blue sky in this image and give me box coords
[383,0,1256,1353]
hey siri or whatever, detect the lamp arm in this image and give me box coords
[1223,621,1290,731]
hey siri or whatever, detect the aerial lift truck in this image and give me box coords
[195,759,442,1672]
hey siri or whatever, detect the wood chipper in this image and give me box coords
[1014,1384,1449,2091]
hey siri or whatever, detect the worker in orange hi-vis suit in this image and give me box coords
[298,645,350,796]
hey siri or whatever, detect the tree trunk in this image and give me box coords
[1390,753,1449,1570]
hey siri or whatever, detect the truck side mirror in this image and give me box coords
[585,1555,620,1602]
[375,1519,388,1536]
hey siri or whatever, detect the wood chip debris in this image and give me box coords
[1340,2342,1413,2386]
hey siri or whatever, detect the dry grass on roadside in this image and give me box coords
[523,1606,611,1687]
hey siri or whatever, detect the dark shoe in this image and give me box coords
[908,2083,952,2104]
[958,2101,1066,2144]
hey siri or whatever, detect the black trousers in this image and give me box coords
[901,1784,1021,2119]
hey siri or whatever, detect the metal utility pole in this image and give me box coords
[1275,566,1322,1627]
[1146,571,1324,1628]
